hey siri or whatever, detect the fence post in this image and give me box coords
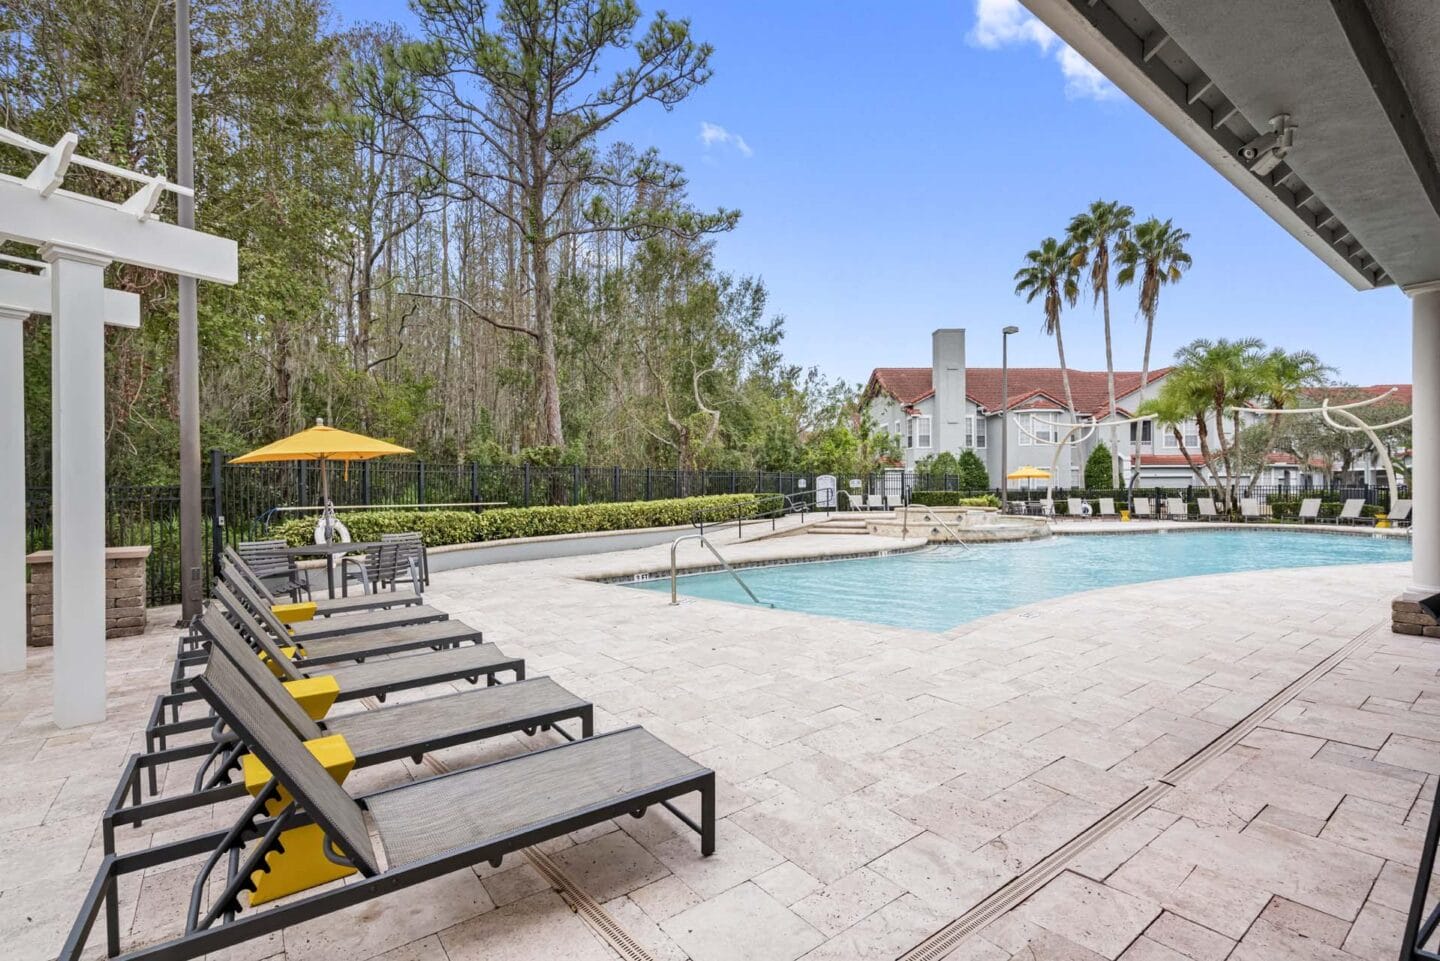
[612,466,620,501]
[731,470,737,494]
[674,469,681,498]
[470,462,479,504]
[417,462,426,505]
[208,449,224,581]
[572,465,581,506]
[644,467,652,501]
[362,462,372,506]
[298,461,308,508]
[523,464,531,507]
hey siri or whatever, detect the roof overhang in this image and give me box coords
[1021,0,1440,291]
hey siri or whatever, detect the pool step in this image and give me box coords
[810,519,872,535]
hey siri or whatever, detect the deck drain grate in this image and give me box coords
[354,697,659,961]
[896,618,1383,961]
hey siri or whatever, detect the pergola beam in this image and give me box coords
[0,176,236,283]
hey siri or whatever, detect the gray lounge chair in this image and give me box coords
[1388,499,1412,527]
[1133,496,1155,519]
[211,579,478,666]
[62,657,716,961]
[1240,498,1263,522]
[1097,497,1118,520]
[1297,498,1323,523]
[106,613,592,853]
[1334,498,1367,525]
[225,545,422,616]
[220,567,447,642]
[1165,497,1188,520]
[1197,497,1220,521]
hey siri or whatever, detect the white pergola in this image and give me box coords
[0,127,236,727]
[1015,412,1157,504]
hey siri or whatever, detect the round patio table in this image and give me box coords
[280,541,380,599]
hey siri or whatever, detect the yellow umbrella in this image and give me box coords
[230,418,413,507]
[1006,465,1051,480]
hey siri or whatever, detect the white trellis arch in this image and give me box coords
[1015,412,1158,505]
[1229,389,1413,510]
[0,126,236,727]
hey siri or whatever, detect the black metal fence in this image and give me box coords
[23,455,1407,608]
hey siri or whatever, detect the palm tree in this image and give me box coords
[1068,200,1135,486]
[1244,347,1332,494]
[1116,217,1192,481]
[1013,237,1082,418]
[1170,337,1265,507]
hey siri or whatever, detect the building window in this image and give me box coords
[908,415,931,449]
[966,415,987,449]
[1129,421,1153,443]
[1182,423,1200,448]
[1029,413,1056,444]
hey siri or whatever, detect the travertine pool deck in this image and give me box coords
[1,529,1434,961]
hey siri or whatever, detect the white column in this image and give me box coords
[1411,284,1440,597]
[43,244,111,727]
[0,307,29,674]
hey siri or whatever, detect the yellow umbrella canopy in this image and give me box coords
[230,419,413,504]
[1006,465,1051,480]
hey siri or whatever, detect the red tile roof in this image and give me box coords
[866,366,1172,416]
[1301,384,1412,405]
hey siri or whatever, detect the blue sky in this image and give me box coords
[329,0,1411,388]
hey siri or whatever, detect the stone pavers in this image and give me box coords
[0,527,1430,961]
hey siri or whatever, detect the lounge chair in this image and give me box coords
[1133,496,1155,519]
[1388,499,1412,527]
[1197,497,1220,521]
[106,613,592,855]
[1165,497,1188,520]
[1240,498,1263,522]
[210,580,479,667]
[1065,496,1090,518]
[225,545,423,616]
[1334,498,1367,525]
[220,567,448,643]
[63,656,715,961]
[1097,497,1118,520]
[1296,498,1322,523]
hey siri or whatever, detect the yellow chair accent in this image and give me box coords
[242,734,357,904]
[258,645,302,678]
[271,601,317,624]
[282,675,340,720]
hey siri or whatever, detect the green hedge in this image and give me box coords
[907,492,1001,508]
[270,493,772,547]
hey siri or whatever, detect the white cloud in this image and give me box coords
[968,0,1117,102]
[698,121,753,158]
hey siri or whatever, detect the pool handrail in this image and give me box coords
[669,534,772,608]
[906,506,971,550]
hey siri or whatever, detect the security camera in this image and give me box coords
[1239,114,1295,177]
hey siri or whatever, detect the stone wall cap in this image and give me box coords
[26,545,153,564]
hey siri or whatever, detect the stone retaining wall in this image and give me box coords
[25,546,152,646]
[1392,593,1440,636]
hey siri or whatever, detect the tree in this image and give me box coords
[956,449,991,490]
[349,0,738,447]
[1013,236,1081,417]
[1242,347,1330,493]
[1116,216,1191,481]
[1067,199,1134,485]
[1084,443,1113,489]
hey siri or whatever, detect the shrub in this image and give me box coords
[1266,496,1382,520]
[269,493,769,547]
[907,492,1001,508]
[1084,444,1113,489]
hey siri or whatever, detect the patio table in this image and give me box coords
[280,541,381,600]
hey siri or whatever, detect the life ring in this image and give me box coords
[316,518,352,544]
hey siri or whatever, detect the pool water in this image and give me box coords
[632,530,1412,633]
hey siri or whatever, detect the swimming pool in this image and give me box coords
[631,530,1412,632]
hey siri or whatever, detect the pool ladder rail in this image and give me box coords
[903,508,970,550]
[669,534,773,608]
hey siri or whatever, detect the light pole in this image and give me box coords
[1001,325,1019,509]
[176,0,202,624]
